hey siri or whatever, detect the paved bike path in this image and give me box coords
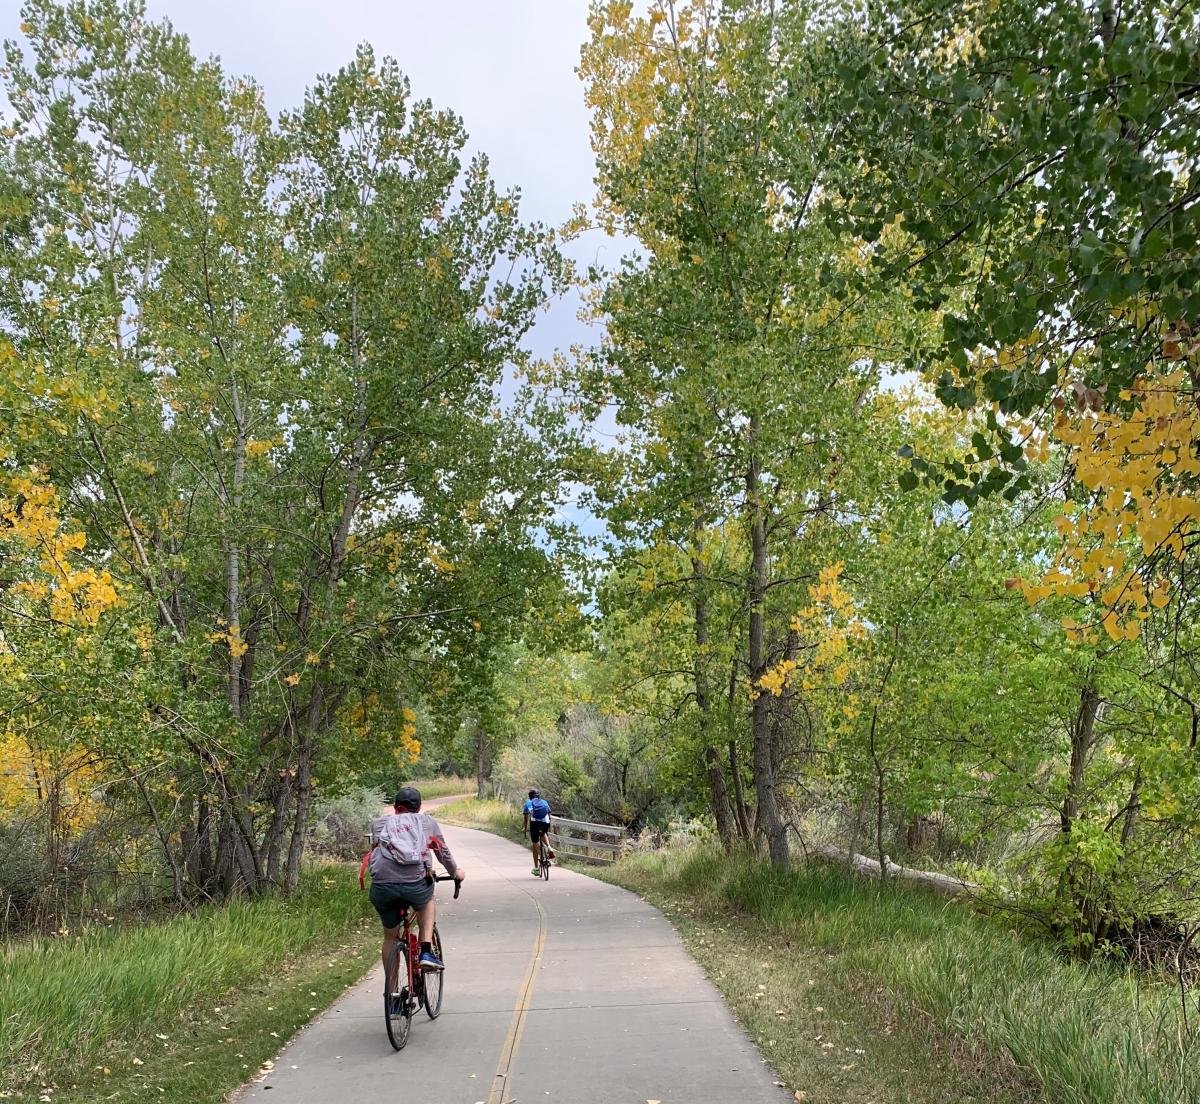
[231,821,791,1104]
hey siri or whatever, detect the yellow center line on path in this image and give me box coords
[486,877,547,1104]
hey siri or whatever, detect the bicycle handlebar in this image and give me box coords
[432,873,462,899]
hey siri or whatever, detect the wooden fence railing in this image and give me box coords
[549,816,626,865]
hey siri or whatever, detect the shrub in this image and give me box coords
[307,787,386,860]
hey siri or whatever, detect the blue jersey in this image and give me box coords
[523,797,551,822]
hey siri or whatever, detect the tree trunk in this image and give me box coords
[869,701,888,881]
[284,291,370,891]
[1061,685,1100,836]
[727,657,754,844]
[262,772,292,886]
[692,518,735,848]
[194,793,213,889]
[807,843,980,898]
[704,747,736,847]
[1119,768,1142,847]
[746,426,788,870]
[284,695,319,893]
[475,724,488,799]
[284,750,313,893]
[234,825,260,894]
[729,738,752,844]
[1059,683,1101,942]
[214,814,237,898]
[232,797,264,894]
[225,377,246,720]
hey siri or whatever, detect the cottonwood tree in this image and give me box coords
[0,0,575,903]
[581,0,913,866]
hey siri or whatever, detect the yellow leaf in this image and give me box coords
[285,673,300,686]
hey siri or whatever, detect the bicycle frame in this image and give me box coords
[387,909,423,1003]
[386,875,460,1003]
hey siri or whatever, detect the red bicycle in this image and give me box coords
[384,875,460,1051]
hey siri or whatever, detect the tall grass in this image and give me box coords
[405,775,475,800]
[434,796,526,843]
[612,845,1200,1104]
[0,863,366,1094]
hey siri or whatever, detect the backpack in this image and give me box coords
[528,797,551,821]
[374,812,429,867]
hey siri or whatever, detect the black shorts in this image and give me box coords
[529,821,550,844]
[369,878,433,929]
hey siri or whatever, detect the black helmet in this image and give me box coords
[528,788,541,799]
[393,786,422,811]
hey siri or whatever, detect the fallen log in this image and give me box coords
[805,842,980,899]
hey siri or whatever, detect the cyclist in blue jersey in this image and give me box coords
[522,788,554,876]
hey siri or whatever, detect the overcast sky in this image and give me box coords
[1,0,622,535]
[1,0,621,356]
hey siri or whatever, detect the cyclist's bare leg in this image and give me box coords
[381,923,403,991]
[414,898,436,946]
[530,840,540,867]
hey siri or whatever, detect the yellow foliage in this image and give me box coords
[754,563,867,716]
[579,0,688,234]
[245,437,281,458]
[1024,368,1200,638]
[0,729,101,828]
[133,623,154,658]
[426,546,456,575]
[0,472,122,627]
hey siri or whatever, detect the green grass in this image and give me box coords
[0,862,378,1103]
[596,844,1200,1104]
[434,795,527,844]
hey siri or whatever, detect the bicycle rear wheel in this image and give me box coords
[540,840,551,881]
[384,940,413,1051]
[424,925,444,1019]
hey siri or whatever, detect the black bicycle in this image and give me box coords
[537,834,552,880]
[384,875,460,1051]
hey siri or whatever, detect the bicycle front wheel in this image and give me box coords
[424,925,444,1019]
[385,941,413,1051]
